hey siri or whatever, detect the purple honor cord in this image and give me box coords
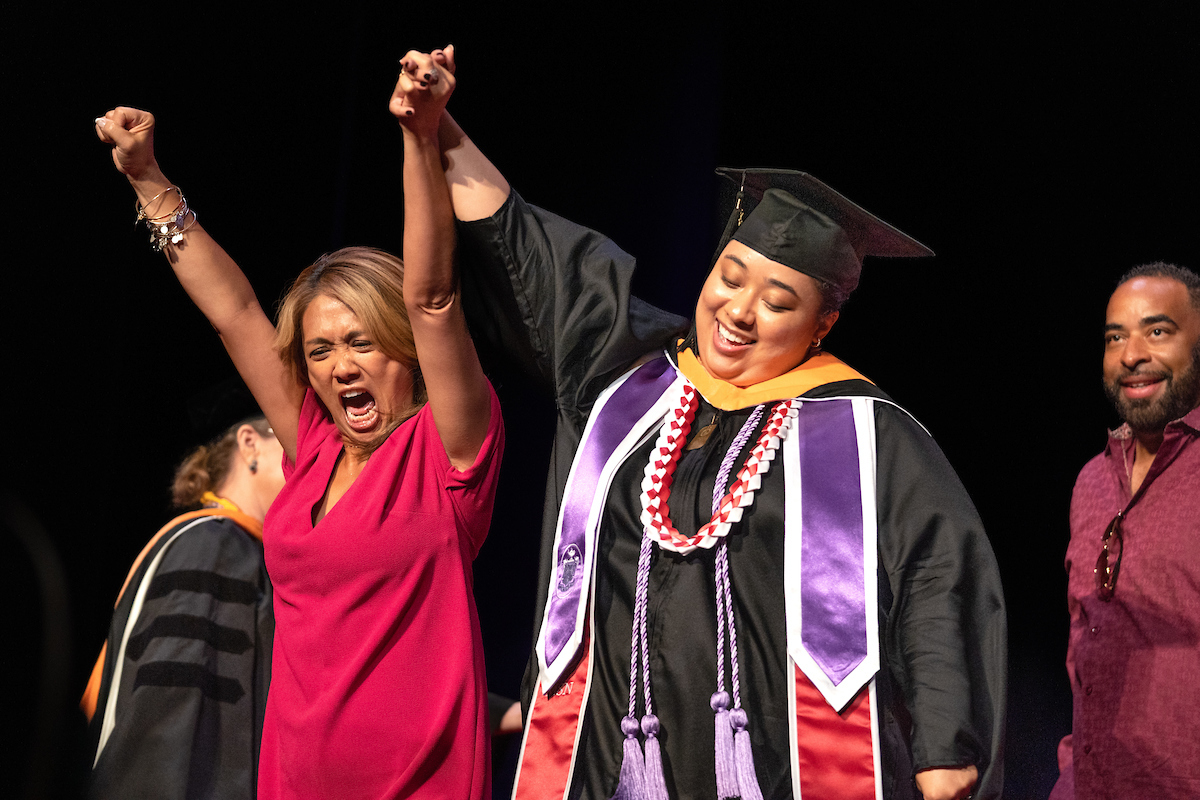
[712,406,767,800]
[618,402,768,800]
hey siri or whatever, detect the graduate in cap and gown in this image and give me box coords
[411,47,1006,800]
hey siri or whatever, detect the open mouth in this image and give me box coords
[340,390,379,431]
[715,321,754,350]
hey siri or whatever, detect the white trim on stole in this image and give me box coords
[535,361,686,690]
[512,562,600,800]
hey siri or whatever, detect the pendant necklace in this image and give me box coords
[687,412,718,451]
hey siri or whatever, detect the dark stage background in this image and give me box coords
[5,4,1199,798]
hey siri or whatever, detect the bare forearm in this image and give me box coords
[97,107,302,458]
[127,165,265,335]
[438,111,510,222]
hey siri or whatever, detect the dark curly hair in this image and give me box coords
[171,416,272,509]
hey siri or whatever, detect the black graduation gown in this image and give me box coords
[458,190,1006,800]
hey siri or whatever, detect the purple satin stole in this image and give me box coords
[543,356,678,669]
[795,400,868,685]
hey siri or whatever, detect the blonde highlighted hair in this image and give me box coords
[274,247,427,446]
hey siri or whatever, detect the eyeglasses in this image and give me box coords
[1094,510,1125,602]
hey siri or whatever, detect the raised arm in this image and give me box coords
[392,49,491,469]
[421,54,687,421]
[420,46,511,223]
[94,109,304,461]
[439,110,510,222]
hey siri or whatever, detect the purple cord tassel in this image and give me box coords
[729,708,764,800]
[711,692,738,800]
[610,716,648,800]
[709,407,766,800]
[641,715,670,800]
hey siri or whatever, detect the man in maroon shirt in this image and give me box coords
[1051,263,1200,800]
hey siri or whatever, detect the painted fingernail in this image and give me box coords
[94,117,108,128]
[423,73,432,80]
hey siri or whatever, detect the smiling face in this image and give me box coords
[1102,276,1200,433]
[302,294,415,445]
[694,241,838,387]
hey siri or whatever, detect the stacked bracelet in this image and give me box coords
[135,187,198,251]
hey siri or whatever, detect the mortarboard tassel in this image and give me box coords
[610,715,648,800]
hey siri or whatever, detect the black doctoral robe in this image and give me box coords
[85,512,273,800]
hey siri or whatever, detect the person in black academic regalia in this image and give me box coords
[400,46,1006,800]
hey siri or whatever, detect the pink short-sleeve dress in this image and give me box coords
[257,387,503,799]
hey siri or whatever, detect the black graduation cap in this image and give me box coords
[715,167,934,294]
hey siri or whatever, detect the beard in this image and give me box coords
[1103,341,1200,433]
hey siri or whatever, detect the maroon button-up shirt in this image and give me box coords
[1051,405,1200,800]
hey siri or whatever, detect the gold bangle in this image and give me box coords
[135,186,182,223]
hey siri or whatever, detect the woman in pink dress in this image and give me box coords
[94,51,502,800]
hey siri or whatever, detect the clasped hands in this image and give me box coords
[391,45,455,138]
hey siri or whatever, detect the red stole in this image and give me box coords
[514,629,880,800]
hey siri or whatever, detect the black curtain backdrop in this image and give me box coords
[5,4,1199,798]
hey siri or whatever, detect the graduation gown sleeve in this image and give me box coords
[872,402,1007,799]
[456,188,689,713]
[457,189,690,426]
